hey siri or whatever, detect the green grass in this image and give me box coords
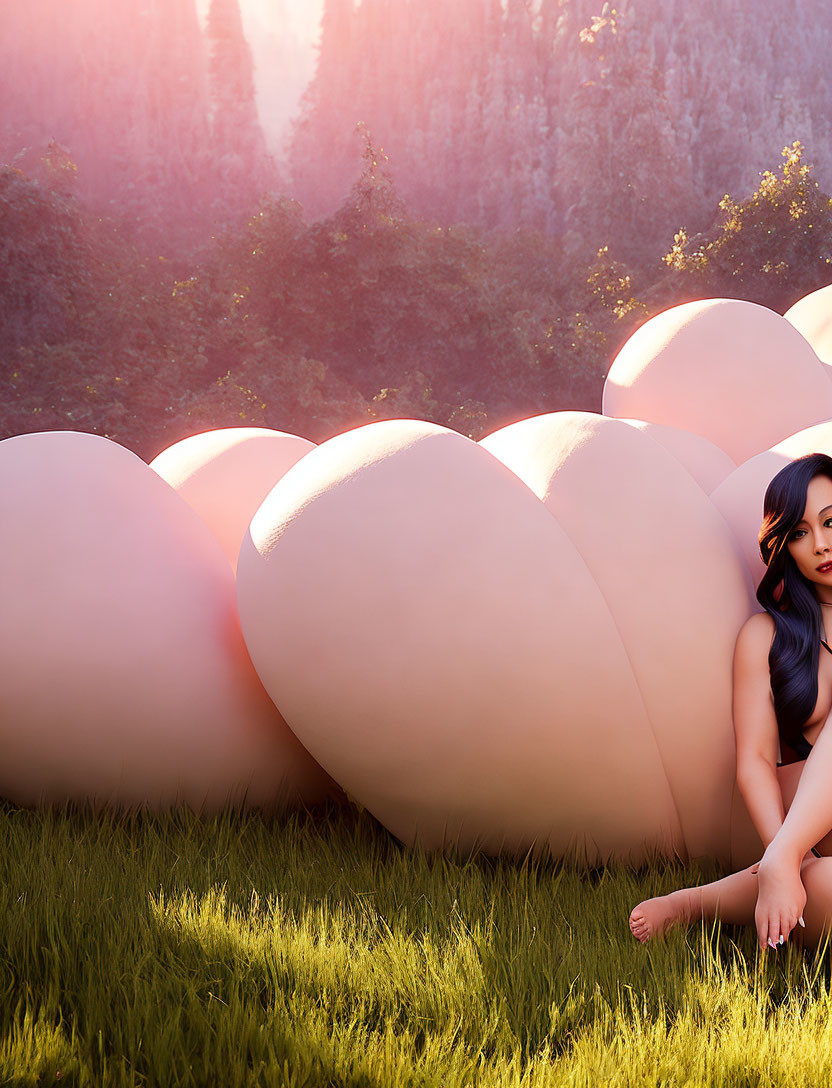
[2,799,832,1087]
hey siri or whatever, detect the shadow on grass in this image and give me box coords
[3,797,832,1085]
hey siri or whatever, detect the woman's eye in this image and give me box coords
[789,522,832,539]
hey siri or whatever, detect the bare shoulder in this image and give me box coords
[734,611,776,661]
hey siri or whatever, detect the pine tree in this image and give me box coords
[141,0,214,214]
[0,0,218,240]
[557,3,693,263]
[283,0,832,252]
[206,0,272,205]
[289,0,360,218]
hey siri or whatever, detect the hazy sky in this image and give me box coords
[256,0,323,44]
[195,0,324,48]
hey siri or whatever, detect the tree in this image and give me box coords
[288,0,361,219]
[558,4,693,267]
[206,0,274,209]
[662,142,832,312]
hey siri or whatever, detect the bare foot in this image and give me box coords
[629,888,694,943]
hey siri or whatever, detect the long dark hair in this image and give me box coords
[757,452,832,748]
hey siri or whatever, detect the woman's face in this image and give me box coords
[786,473,832,589]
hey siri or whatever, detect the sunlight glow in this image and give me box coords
[195,0,323,46]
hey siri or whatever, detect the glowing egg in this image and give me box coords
[150,427,315,571]
[236,417,749,866]
[785,282,832,368]
[0,431,338,812]
[603,299,832,463]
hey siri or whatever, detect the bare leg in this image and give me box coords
[628,855,832,945]
[630,757,830,944]
[755,726,832,949]
[629,862,760,942]
[795,857,832,951]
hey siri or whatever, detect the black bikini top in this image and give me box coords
[790,638,832,758]
[790,733,815,760]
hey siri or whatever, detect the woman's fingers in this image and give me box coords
[757,906,783,951]
[779,914,793,944]
[769,917,781,948]
[754,857,808,950]
[755,902,771,949]
[776,913,794,945]
[759,913,798,949]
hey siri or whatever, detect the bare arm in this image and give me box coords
[733,613,786,849]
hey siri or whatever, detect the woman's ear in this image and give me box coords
[773,580,784,602]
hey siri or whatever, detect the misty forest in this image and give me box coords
[3,0,832,459]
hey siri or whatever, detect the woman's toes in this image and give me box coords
[629,910,649,938]
[628,892,688,942]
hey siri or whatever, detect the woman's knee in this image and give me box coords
[800,856,832,913]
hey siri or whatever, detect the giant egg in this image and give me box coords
[150,427,315,572]
[785,283,832,369]
[480,411,756,864]
[618,418,736,493]
[603,299,832,463]
[0,431,338,812]
[237,417,750,865]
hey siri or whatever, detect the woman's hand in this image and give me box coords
[751,846,808,949]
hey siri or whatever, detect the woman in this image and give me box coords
[629,452,832,953]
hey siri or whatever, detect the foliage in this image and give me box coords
[212,135,598,440]
[0,165,98,351]
[7,0,832,273]
[662,142,832,311]
[205,0,273,211]
[564,4,693,264]
[4,140,832,459]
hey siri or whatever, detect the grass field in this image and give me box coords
[2,799,832,1087]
